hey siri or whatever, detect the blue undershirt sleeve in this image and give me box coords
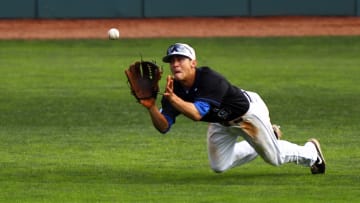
[160,109,173,134]
[194,100,210,117]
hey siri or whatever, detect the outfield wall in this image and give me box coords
[0,0,359,18]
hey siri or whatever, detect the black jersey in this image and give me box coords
[161,67,250,124]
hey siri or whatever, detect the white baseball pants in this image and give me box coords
[207,91,319,172]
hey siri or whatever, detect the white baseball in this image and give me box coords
[108,28,120,40]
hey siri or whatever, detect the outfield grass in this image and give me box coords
[0,37,359,202]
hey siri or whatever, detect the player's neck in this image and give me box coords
[182,72,196,89]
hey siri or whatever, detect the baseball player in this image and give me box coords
[140,43,326,174]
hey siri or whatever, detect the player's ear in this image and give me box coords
[191,59,197,68]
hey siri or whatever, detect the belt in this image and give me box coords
[221,116,243,126]
[242,90,252,103]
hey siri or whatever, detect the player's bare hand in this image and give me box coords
[164,75,174,98]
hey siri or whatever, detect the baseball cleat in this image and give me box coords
[308,138,326,174]
[272,124,282,140]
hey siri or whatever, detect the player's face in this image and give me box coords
[169,55,196,82]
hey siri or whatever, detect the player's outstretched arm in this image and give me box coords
[147,104,169,133]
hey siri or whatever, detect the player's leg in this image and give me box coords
[207,123,258,173]
[237,91,319,167]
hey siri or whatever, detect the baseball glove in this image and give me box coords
[125,61,162,106]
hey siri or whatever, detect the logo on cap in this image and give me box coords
[163,43,196,62]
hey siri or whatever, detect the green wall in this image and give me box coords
[0,0,36,18]
[0,0,359,18]
[251,0,356,16]
[144,0,250,17]
[37,0,142,18]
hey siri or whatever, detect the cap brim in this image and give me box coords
[162,55,172,63]
[162,53,192,63]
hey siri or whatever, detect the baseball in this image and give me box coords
[108,28,120,40]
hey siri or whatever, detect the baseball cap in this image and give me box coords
[162,43,196,63]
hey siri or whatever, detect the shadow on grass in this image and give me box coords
[2,162,317,186]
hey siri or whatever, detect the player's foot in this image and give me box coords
[272,124,282,140]
[308,138,326,174]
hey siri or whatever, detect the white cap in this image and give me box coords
[162,43,196,63]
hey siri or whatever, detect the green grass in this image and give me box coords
[0,37,359,202]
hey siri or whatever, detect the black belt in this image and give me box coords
[242,90,252,103]
[221,116,243,126]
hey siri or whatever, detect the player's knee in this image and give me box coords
[210,164,229,173]
[211,167,225,173]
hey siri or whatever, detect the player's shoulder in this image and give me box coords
[198,66,212,73]
[198,66,225,79]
